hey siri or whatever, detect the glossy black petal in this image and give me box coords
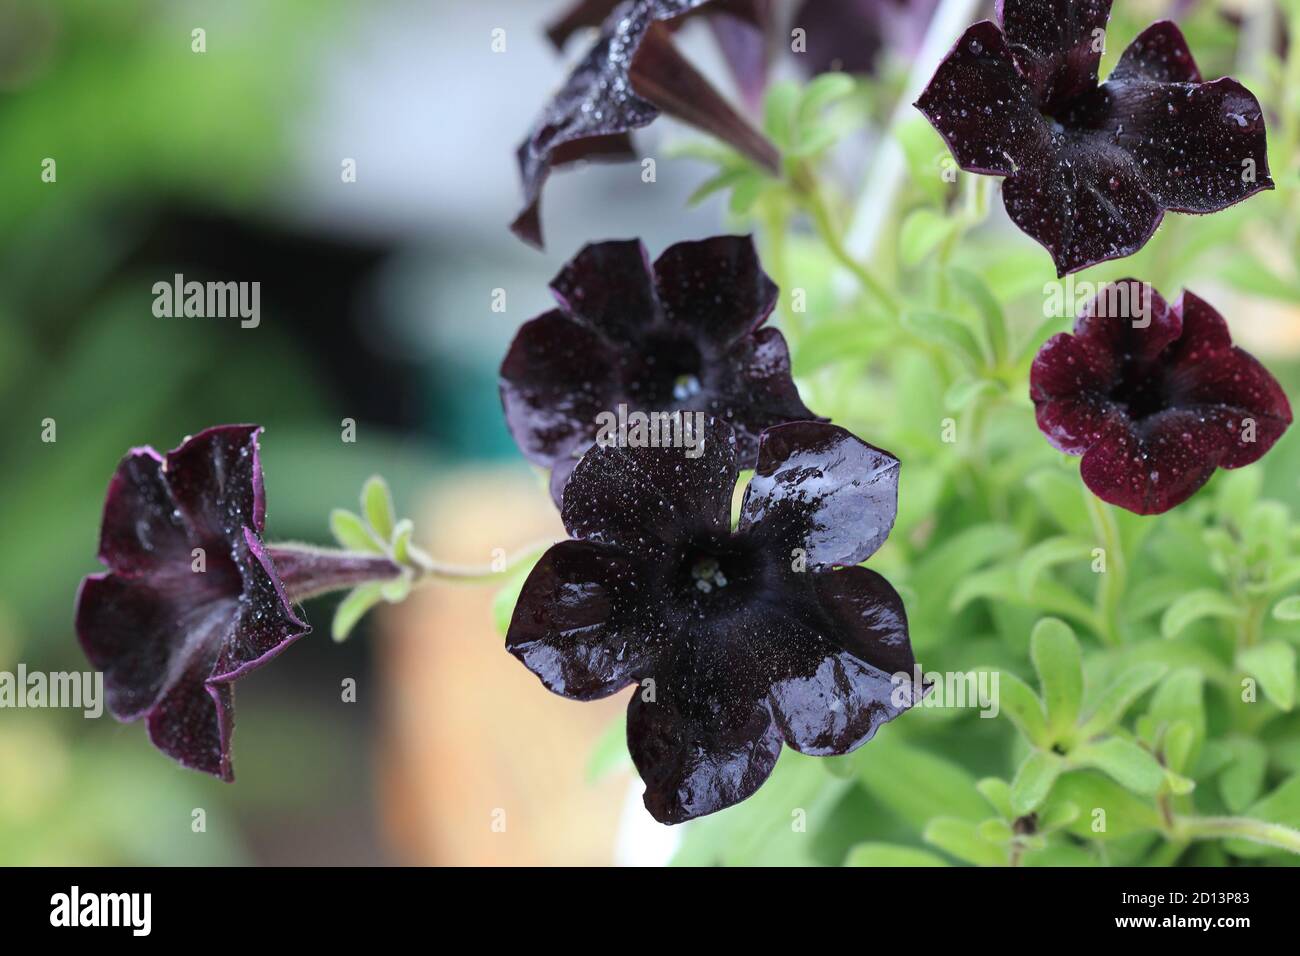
[739,421,900,569]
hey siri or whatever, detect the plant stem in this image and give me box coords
[1172,815,1300,855]
[793,165,900,316]
[1083,490,1126,645]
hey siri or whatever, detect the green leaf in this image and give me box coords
[1031,618,1083,738]
[902,310,985,367]
[360,475,396,543]
[1145,670,1206,771]
[976,818,1014,843]
[856,730,987,826]
[380,573,411,603]
[1160,589,1243,639]
[391,518,415,565]
[1078,663,1167,736]
[976,777,1014,819]
[1238,640,1297,711]
[1273,595,1300,621]
[332,583,385,642]
[762,80,801,149]
[923,818,1006,866]
[1048,771,1163,840]
[1011,751,1063,815]
[1071,737,1165,795]
[844,843,950,867]
[798,72,856,120]
[329,508,383,554]
[948,267,1008,365]
[1219,738,1268,813]
[1017,536,1094,594]
[686,167,751,207]
[985,669,1048,745]
[895,114,949,203]
[899,209,956,266]
[944,376,999,411]
[1026,469,1091,535]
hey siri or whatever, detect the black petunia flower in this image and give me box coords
[500,235,822,504]
[514,0,779,248]
[791,0,937,77]
[75,425,397,779]
[915,0,1273,276]
[1030,280,1292,514]
[506,417,918,823]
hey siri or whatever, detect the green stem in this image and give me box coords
[792,164,900,317]
[1172,816,1300,855]
[1083,490,1126,645]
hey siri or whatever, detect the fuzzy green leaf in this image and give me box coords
[329,508,383,554]
[1031,618,1083,737]
[1071,737,1165,795]
[1078,663,1167,737]
[922,818,1006,866]
[1160,589,1243,639]
[844,843,950,867]
[1011,751,1063,815]
[332,583,386,642]
[1238,640,1296,712]
[361,475,396,543]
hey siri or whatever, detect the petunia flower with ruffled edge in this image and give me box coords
[513,0,779,248]
[1030,280,1292,514]
[915,0,1273,276]
[506,417,919,823]
[75,426,401,780]
[500,234,823,505]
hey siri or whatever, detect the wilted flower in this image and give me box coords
[514,0,778,247]
[500,235,822,504]
[506,417,918,823]
[915,1,1272,276]
[1030,280,1292,514]
[75,426,398,779]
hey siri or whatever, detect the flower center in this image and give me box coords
[624,334,705,409]
[1110,368,1170,421]
[673,538,765,613]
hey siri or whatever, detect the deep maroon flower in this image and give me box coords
[75,425,397,780]
[791,0,937,77]
[506,417,917,823]
[514,0,778,248]
[915,0,1273,276]
[500,235,822,504]
[1030,281,1292,514]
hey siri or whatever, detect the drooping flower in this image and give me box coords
[506,417,918,823]
[500,235,822,504]
[75,426,399,779]
[915,0,1273,276]
[513,0,779,248]
[1030,280,1292,514]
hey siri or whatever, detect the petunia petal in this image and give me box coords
[996,0,1111,113]
[209,529,309,683]
[627,676,781,824]
[499,310,620,469]
[914,21,1049,176]
[652,235,777,350]
[712,326,825,463]
[740,422,900,569]
[164,424,266,542]
[550,238,658,342]
[767,569,916,755]
[1079,411,1231,514]
[1000,141,1163,277]
[97,448,193,576]
[1109,20,1200,84]
[146,663,236,782]
[507,539,661,700]
[562,416,738,555]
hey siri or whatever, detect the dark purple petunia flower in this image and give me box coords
[514,0,778,248]
[791,0,938,77]
[500,234,822,504]
[75,425,397,780]
[506,417,918,823]
[915,0,1273,276]
[1030,280,1292,514]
